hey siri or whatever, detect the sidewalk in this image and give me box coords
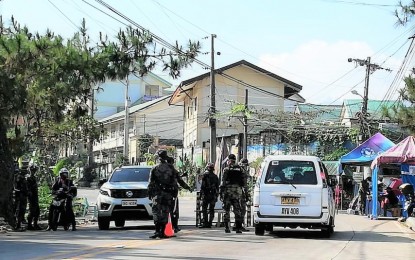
[405,217,415,231]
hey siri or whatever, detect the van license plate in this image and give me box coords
[281,208,300,215]
[122,200,137,206]
[281,197,300,205]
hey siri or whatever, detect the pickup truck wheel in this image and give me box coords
[255,223,265,236]
[98,217,110,230]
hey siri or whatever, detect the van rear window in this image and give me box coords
[265,160,317,185]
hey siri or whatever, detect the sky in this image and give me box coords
[0,0,413,105]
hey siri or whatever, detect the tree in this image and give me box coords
[0,17,201,224]
[385,2,415,134]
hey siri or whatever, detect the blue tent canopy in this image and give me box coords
[338,132,395,173]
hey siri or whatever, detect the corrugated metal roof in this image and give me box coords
[343,99,397,119]
[297,104,342,124]
[98,95,171,123]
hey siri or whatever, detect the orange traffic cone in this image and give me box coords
[164,213,174,237]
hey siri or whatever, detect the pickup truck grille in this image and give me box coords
[111,189,148,198]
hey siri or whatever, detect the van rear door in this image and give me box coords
[259,160,322,217]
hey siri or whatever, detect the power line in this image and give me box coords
[48,0,79,30]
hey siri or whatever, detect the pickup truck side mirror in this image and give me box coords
[99,179,107,185]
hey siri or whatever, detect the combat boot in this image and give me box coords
[27,223,34,230]
[224,222,231,233]
[235,221,243,234]
[149,224,162,239]
[33,222,42,230]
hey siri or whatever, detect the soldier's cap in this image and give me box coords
[228,154,236,161]
[156,149,168,159]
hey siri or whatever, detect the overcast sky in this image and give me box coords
[1,0,412,104]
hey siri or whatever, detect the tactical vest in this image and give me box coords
[226,166,243,186]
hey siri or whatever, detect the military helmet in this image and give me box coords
[228,154,236,161]
[206,162,215,170]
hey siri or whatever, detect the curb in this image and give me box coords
[405,217,415,231]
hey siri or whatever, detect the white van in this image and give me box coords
[253,155,335,237]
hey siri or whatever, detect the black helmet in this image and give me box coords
[240,158,248,164]
[206,162,215,170]
[156,149,168,159]
[59,168,69,179]
[228,154,236,161]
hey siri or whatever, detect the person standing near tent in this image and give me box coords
[148,150,177,239]
[220,154,246,234]
[359,177,371,215]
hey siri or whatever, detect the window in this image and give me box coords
[109,167,151,182]
[110,126,116,138]
[145,85,159,96]
[265,160,317,185]
[194,97,197,111]
[119,124,124,137]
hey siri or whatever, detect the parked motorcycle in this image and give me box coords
[399,183,415,218]
[49,186,77,231]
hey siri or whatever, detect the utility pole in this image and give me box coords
[243,89,248,159]
[209,34,217,163]
[348,57,390,141]
[123,75,130,164]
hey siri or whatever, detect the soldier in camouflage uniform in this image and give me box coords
[220,154,247,234]
[14,168,28,231]
[200,162,219,228]
[26,163,42,230]
[166,156,193,233]
[237,158,250,232]
[148,150,178,239]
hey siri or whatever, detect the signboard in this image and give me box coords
[353,172,364,182]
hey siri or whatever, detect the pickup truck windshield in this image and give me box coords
[109,168,151,182]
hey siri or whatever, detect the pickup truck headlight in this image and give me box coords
[100,189,110,197]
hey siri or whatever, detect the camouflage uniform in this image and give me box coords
[200,167,219,228]
[238,160,251,230]
[221,156,246,233]
[27,170,41,230]
[172,170,192,232]
[14,169,28,230]
[148,155,177,239]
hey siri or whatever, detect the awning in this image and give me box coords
[338,132,395,173]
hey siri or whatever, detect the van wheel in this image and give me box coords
[321,218,334,237]
[98,217,110,230]
[329,217,334,234]
[255,224,265,236]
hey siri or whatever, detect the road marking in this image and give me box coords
[32,229,197,259]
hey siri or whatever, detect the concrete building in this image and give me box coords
[168,59,304,162]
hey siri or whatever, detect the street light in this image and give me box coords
[351,90,363,99]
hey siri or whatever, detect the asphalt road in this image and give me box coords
[1,189,415,260]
